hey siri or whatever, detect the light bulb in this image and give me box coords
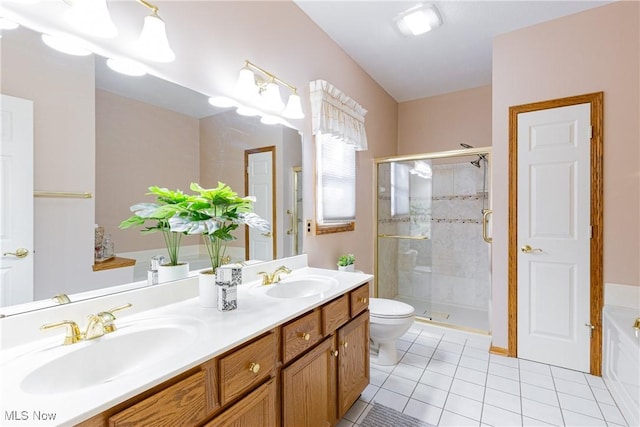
[262,81,284,111]
[65,0,117,39]
[135,13,175,63]
[282,93,304,119]
[236,67,258,100]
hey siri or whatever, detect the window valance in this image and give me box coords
[309,80,368,151]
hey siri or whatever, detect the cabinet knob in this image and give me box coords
[248,362,260,374]
[300,332,311,341]
[331,350,339,357]
[342,341,348,349]
[359,297,368,304]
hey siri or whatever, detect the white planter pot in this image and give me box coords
[198,271,217,308]
[157,262,189,283]
[338,264,355,272]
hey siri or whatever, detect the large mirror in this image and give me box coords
[0,26,303,316]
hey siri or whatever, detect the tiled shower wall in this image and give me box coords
[377,161,490,311]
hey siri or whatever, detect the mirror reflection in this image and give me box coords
[0,26,303,316]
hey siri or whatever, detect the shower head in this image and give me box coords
[460,143,473,149]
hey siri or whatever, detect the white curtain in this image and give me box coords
[309,80,368,151]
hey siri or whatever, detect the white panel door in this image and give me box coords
[0,94,34,307]
[247,151,273,261]
[517,103,591,372]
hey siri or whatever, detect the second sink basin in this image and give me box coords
[20,317,202,395]
[265,276,338,299]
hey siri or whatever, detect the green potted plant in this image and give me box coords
[119,186,191,282]
[337,253,356,272]
[168,182,270,307]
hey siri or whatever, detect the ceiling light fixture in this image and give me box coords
[395,3,442,36]
[134,0,175,63]
[233,60,305,120]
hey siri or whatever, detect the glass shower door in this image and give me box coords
[376,150,492,333]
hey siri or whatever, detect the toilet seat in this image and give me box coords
[369,298,414,319]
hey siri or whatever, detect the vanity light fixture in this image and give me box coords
[41,33,92,56]
[134,0,175,63]
[395,3,442,36]
[65,0,118,39]
[234,60,305,119]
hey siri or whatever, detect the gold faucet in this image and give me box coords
[257,266,292,285]
[634,318,640,330]
[41,320,83,345]
[41,303,132,345]
[85,303,132,340]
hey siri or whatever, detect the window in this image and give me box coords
[316,133,356,230]
[309,80,367,234]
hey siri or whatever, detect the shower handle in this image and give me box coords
[482,209,493,243]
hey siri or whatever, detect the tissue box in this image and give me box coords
[215,264,242,311]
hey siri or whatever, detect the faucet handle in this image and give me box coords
[257,272,271,285]
[101,303,132,333]
[41,320,83,345]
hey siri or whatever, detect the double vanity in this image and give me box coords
[0,255,372,426]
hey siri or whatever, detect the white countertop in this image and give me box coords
[0,265,372,426]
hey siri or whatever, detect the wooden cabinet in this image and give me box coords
[76,282,370,427]
[108,371,207,427]
[282,309,322,364]
[219,331,276,406]
[281,283,370,426]
[205,378,276,427]
[337,311,370,419]
[282,337,338,427]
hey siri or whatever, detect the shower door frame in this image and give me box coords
[374,147,493,331]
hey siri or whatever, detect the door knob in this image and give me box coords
[3,248,29,258]
[520,245,543,254]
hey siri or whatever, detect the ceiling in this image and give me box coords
[294,1,612,102]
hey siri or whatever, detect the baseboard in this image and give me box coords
[489,345,509,356]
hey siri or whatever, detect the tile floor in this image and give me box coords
[338,322,629,427]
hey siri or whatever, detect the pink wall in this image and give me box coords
[95,89,201,253]
[491,1,640,347]
[398,85,492,154]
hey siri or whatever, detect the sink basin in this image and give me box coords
[265,276,338,299]
[20,317,202,394]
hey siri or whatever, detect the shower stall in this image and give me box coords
[375,147,492,333]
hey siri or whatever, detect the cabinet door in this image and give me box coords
[282,337,337,427]
[204,379,276,427]
[337,311,370,419]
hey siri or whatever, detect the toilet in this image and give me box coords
[369,298,415,365]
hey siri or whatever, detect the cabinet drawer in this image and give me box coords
[219,332,276,406]
[109,371,206,427]
[282,310,322,364]
[204,378,276,427]
[322,294,350,336]
[350,283,370,317]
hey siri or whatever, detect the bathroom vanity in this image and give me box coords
[0,256,371,426]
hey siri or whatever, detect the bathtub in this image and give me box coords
[603,305,640,427]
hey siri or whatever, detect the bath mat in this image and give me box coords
[422,310,450,320]
[360,402,434,427]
